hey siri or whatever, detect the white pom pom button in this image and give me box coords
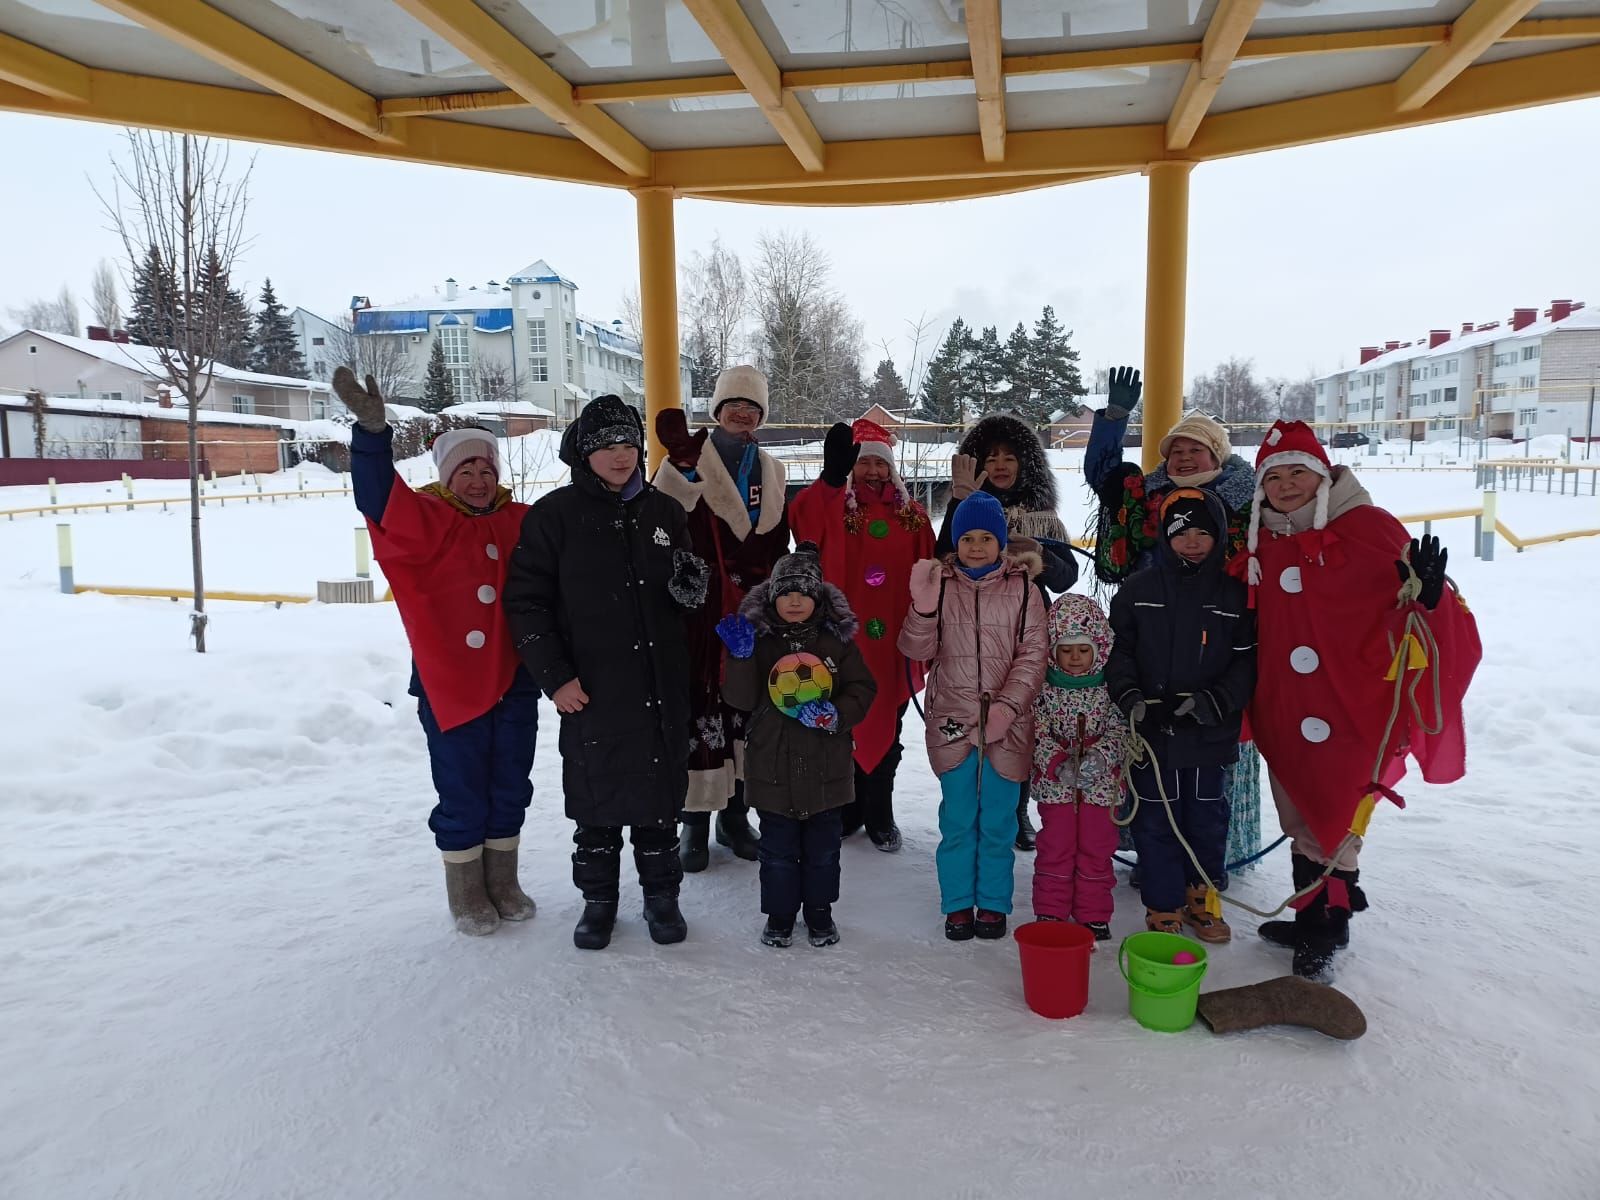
[485,544,499,560]
[477,585,496,604]
[1290,646,1320,674]
[1279,566,1303,594]
[465,630,487,649]
[1300,716,1331,743]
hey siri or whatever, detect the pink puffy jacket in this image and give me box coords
[897,555,1049,782]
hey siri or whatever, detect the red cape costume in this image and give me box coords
[1242,502,1481,856]
[788,478,934,773]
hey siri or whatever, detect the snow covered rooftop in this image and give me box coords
[359,283,516,314]
[4,330,329,392]
[1316,303,1595,383]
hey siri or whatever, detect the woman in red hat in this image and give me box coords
[789,418,935,851]
[1239,420,1481,979]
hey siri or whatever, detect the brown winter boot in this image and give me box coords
[1144,908,1184,934]
[443,847,499,936]
[1197,975,1367,1041]
[1183,884,1232,944]
[483,836,537,921]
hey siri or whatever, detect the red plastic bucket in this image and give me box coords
[1014,921,1096,1019]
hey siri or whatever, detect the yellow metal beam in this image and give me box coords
[965,0,1006,163]
[0,31,91,103]
[653,123,1164,193]
[389,0,651,176]
[1192,41,1600,159]
[1395,0,1542,112]
[1167,0,1265,150]
[681,0,826,172]
[1142,162,1193,473]
[0,68,629,189]
[634,188,681,471]
[95,0,395,142]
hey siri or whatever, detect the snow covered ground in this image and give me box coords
[3,450,1598,1199]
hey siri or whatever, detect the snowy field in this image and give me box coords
[3,444,1599,1199]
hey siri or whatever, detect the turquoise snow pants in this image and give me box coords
[936,749,1020,914]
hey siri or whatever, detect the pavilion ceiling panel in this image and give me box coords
[1209,46,1420,113]
[1004,62,1188,129]
[599,93,789,150]
[800,81,981,141]
[1000,0,1208,46]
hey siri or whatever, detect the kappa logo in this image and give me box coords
[652,526,670,547]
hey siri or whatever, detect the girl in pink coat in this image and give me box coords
[899,493,1048,941]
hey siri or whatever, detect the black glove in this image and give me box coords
[1395,534,1447,610]
[669,549,710,609]
[1174,691,1221,726]
[1104,366,1143,422]
[821,422,860,488]
[1117,689,1147,726]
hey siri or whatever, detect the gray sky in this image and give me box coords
[2,97,1596,387]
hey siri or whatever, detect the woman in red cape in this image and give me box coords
[1237,420,1481,979]
[789,419,934,852]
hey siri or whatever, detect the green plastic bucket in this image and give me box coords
[1117,932,1208,1032]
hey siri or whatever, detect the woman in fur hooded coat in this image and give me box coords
[938,411,1079,850]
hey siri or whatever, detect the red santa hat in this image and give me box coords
[845,418,910,509]
[1245,420,1332,585]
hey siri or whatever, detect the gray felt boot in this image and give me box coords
[483,836,537,921]
[443,848,500,937]
[1196,975,1367,1041]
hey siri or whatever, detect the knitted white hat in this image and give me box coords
[711,364,769,424]
[1159,412,1232,465]
[1244,420,1331,586]
[432,427,502,484]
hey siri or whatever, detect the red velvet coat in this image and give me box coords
[1243,491,1481,855]
[788,479,935,773]
[368,484,530,731]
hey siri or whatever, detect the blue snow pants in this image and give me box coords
[417,667,539,853]
[936,749,1021,915]
[1130,763,1229,913]
[757,809,844,922]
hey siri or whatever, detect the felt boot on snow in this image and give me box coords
[678,813,710,873]
[715,796,760,861]
[762,916,795,948]
[1183,884,1231,944]
[1197,975,1367,1041]
[975,910,1008,940]
[482,837,536,921]
[1014,795,1037,852]
[573,901,618,950]
[443,849,499,936]
[945,908,976,941]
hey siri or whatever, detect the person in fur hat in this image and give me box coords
[1237,420,1481,980]
[717,542,878,948]
[788,418,935,852]
[652,366,790,872]
[941,411,1081,852]
[337,368,538,938]
[899,492,1048,942]
[1030,594,1128,938]
[1085,367,1265,881]
[503,395,710,951]
[1108,488,1257,944]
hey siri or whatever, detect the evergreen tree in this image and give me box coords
[914,318,972,425]
[421,338,454,413]
[1027,304,1084,422]
[689,338,721,399]
[126,244,177,347]
[198,246,254,368]
[970,325,1007,415]
[1002,322,1034,413]
[865,358,910,411]
[250,278,306,377]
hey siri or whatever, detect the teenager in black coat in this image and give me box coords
[1106,487,1256,944]
[504,396,710,950]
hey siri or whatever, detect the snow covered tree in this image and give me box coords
[198,247,253,368]
[421,338,455,413]
[915,318,973,425]
[125,244,177,346]
[1001,322,1035,414]
[865,358,910,411]
[1028,305,1084,420]
[688,337,721,399]
[970,324,1008,415]
[250,278,305,377]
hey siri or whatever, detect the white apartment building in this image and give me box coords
[347,261,691,422]
[1314,299,1600,441]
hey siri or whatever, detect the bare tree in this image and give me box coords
[1268,375,1317,421]
[474,353,523,407]
[8,285,81,335]
[681,236,748,374]
[620,287,643,347]
[898,311,938,401]
[1190,357,1272,427]
[330,314,416,405]
[90,259,121,330]
[750,230,863,424]
[96,130,253,653]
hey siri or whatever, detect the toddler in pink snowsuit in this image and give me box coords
[1030,593,1128,940]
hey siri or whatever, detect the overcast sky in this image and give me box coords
[2,97,1596,387]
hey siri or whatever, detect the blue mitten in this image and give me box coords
[715,613,756,659]
[795,700,839,732]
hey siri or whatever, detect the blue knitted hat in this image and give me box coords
[950,491,1008,548]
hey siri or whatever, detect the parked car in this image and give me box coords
[1330,431,1370,448]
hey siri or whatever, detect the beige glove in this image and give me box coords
[332,366,388,433]
[949,453,988,501]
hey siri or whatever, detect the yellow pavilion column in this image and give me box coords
[1141,161,1194,473]
[633,186,681,471]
